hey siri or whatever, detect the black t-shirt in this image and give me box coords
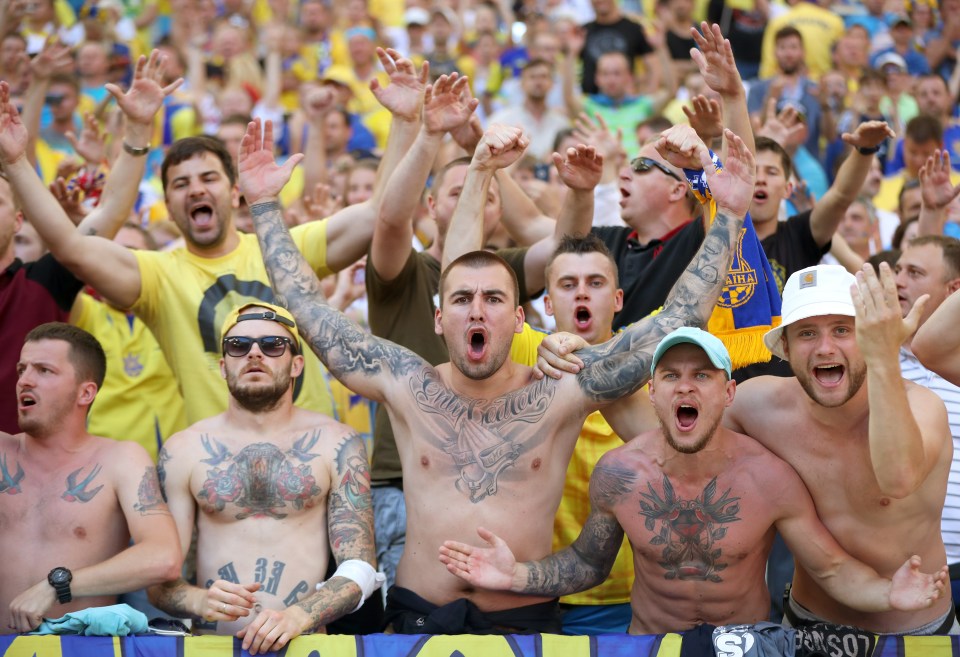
[707,0,766,67]
[592,220,705,330]
[666,29,696,62]
[581,17,653,95]
[762,210,831,294]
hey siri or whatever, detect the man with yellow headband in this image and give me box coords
[148,303,378,655]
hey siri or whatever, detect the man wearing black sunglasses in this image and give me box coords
[149,303,378,655]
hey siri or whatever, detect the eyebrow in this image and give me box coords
[170,169,221,186]
[449,287,509,298]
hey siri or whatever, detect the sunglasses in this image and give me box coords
[222,336,297,358]
[630,157,682,181]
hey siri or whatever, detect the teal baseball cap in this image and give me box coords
[651,327,733,379]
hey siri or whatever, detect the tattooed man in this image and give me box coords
[0,323,181,633]
[439,327,948,633]
[242,116,753,634]
[149,304,377,654]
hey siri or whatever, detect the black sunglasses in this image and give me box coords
[630,157,682,181]
[222,336,297,358]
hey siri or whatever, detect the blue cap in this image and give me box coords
[651,327,733,379]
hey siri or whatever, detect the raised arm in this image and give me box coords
[10,443,182,632]
[917,151,960,237]
[322,49,426,273]
[299,85,333,198]
[854,262,949,497]
[439,457,631,596]
[913,285,960,385]
[573,130,754,404]
[241,119,428,403]
[374,71,477,281]
[442,124,530,270]
[236,431,377,655]
[775,456,947,612]
[0,53,181,309]
[519,144,602,294]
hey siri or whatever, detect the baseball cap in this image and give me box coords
[875,51,908,72]
[651,327,733,379]
[763,265,856,360]
[887,13,912,28]
[220,302,298,342]
[404,7,430,26]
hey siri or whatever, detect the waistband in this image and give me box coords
[785,587,957,636]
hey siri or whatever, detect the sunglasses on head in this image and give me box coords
[630,157,682,181]
[222,336,297,358]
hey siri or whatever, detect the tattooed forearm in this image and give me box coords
[295,577,362,630]
[328,433,376,563]
[576,210,740,402]
[149,580,200,618]
[520,513,624,596]
[249,201,425,385]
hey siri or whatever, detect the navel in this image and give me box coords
[73,526,87,539]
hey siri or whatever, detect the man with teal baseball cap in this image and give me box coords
[440,325,948,634]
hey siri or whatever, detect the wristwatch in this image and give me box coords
[47,567,72,604]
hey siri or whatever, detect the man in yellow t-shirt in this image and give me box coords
[759,0,844,81]
[508,234,656,634]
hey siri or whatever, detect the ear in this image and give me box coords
[667,180,687,203]
[724,378,736,407]
[77,381,98,409]
[647,377,657,406]
[13,211,23,234]
[543,293,555,317]
[514,304,525,334]
[434,306,443,336]
[426,194,437,219]
[947,277,960,295]
[231,184,241,209]
[290,353,305,378]
[219,358,227,379]
[613,288,624,313]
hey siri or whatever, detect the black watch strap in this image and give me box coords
[48,567,73,604]
[857,145,881,155]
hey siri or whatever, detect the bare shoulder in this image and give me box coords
[0,431,21,449]
[726,429,803,485]
[728,375,799,427]
[904,378,949,414]
[95,435,153,467]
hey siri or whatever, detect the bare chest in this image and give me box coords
[189,435,330,521]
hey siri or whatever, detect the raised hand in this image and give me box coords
[450,111,484,154]
[853,262,927,359]
[656,124,709,170]
[0,81,28,166]
[573,112,623,168]
[66,113,106,165]
[472,124,529,171]
[690,22,742,98]
[50,176,90,225]
[841,120,895,152]
[107,50,183,127]
[423,73,479,136]
[439,527,519,591]
[682,95,723,144]
[758,98,806,151]
[302,85,335,126]
[703,129,755,217]
[238,119,304,206]
[553,143,603,191]
[888,556,948,611]
[370,47,428,122]
[919,150,960,210]
[29,40,73,81]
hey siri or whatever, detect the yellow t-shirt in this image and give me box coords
[873,171,960,213]
[759,5,845,81]
[73,294,187,461]
[509,324,635,606]
[131,226,335,425]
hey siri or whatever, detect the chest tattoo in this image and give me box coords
[0,454,24,495]
[639,474,741,582]
[197,432,323,519]
[408,372,555,502]
[63,464,104,503]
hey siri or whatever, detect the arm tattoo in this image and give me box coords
[328,433,375,563]
[576,210,739,402]
[156,446,170,502]
[149,580,197,618]
[0,454,25,494]
[295,577,361,631]
[133,466,171,515]
[250,201,425,383]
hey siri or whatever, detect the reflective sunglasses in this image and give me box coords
[222,336,298,358]
[630,157,682,181]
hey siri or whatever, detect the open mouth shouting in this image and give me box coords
[674,401,699,432]
[812,363,845,387]
[574,305,593,331]
[467,327,488,362]
[17,392,37,412]
[619,186,631,207]
[188,201,215,230]
[752,189,769,205]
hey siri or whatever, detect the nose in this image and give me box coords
[575,282,590,300]
[813,333,838,356]
[468,297,485,322]
[618,165,632,182]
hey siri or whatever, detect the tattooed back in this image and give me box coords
[0,432,163,631]
[159,408,371,635]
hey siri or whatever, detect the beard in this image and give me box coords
[227,368,292,413]
[449,341,512,381]
[794,359,867,408]
[658,411,723,454]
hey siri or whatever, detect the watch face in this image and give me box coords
[50,568,70,585]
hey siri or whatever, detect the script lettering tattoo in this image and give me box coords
[196,434,323,519]
[62,464,104,502]
[156,446,170,502]
[575,211,738,402]
[254,558,286,595]
[0,454,24,494]
[207,561,239,586]
[408,370,557,502]
[133,466,170,515]
[283,581,310,607]
[639,474,741,582]
[328,433,375,562]
[249,201,425,382]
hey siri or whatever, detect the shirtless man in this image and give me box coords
[438,327,947,633]
[0,323,181,633]
[148,304,376,654]
[242,113,759,632]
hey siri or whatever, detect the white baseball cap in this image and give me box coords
[763,265,857,360]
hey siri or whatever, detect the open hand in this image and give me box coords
[439,527,519,591]
[888,555,948,611]
[682,95,723,144]
[853,262,927,359]
[690,22,742,98]
[238,119,304,206]
[705,129,755,218]
[919,150,960,211]
[841,120,895,152]
[553,143,602,191]
[0,81,28,166]
[423,73,479,136]
[107,49,183,126]
[371,48,428,122]
[66,113,106,165]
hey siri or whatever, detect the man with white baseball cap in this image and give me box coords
[725,263,957,634]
